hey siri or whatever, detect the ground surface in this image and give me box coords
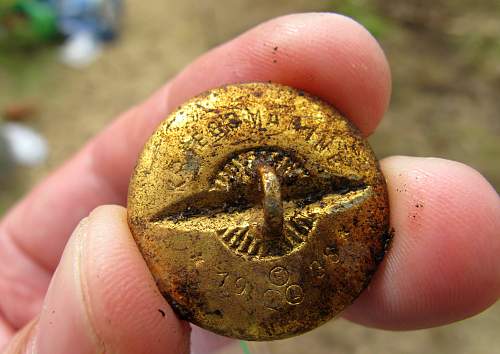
[0,1,499,353]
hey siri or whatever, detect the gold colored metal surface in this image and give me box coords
[127,83,390,340]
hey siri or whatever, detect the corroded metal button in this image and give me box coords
[127,83,390,340]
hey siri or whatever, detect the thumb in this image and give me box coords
[3,205,190,354]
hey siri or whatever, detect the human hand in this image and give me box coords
[1,13,499,354]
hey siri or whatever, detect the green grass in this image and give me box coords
[240,341,252,354]
[328,0,394,38]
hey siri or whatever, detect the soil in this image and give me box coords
[0,1,499,353]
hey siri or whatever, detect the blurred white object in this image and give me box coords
[59,31,102,68]
[1,122,48,167]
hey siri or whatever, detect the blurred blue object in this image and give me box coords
[46,0,122,41]
[44,0,123,67]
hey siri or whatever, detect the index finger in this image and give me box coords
[0,13,391,273]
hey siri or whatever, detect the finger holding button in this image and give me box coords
[3,206,190,354]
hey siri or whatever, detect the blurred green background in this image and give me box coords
[1,1,499,353]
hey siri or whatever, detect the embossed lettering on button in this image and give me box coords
[127,83,391,341]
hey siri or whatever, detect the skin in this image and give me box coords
[0,12,499,354]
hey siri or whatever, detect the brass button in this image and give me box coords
[127,83,390,340]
